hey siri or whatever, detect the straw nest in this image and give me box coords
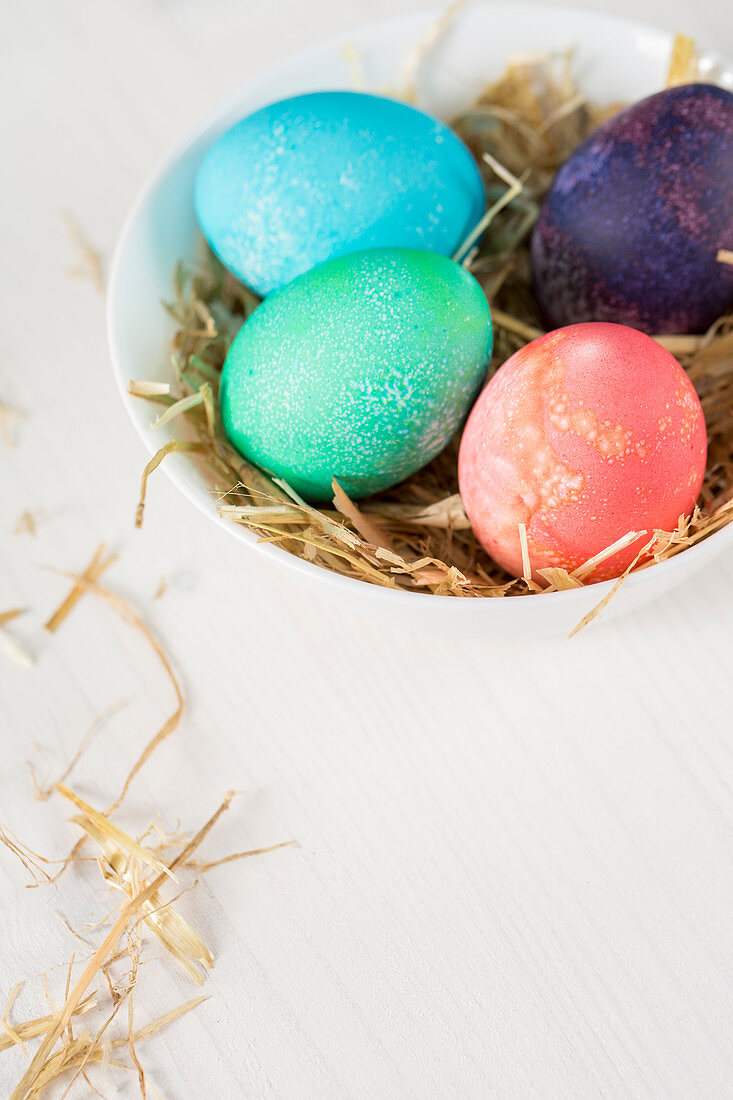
[132,35,733,614]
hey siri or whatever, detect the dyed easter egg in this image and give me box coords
[458,323,707,582]
[195,91,485,297]
[221,247,493,502]
[531,84,733,335]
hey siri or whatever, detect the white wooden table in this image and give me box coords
[3,1,733,1096]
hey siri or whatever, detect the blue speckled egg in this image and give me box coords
[195,91,485,297]
[220,247,493,501]
[531,83,733,334]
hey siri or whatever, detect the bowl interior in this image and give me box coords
[107,2,733,633]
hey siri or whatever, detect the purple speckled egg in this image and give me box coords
[531,84,733,335]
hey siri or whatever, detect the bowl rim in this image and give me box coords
[107,1,733,616]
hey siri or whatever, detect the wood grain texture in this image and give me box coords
[2,1,733,1095]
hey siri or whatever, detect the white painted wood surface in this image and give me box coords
[2,1,733,1095]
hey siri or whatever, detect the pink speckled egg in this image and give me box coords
[458,323,707,582]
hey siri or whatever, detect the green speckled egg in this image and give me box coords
[220,247,493,501]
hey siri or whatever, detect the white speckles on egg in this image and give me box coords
[459,322,708,581]
[195,91,485,296]
[220,248,493,501]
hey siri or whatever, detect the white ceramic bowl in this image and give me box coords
[108,2,733,637]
